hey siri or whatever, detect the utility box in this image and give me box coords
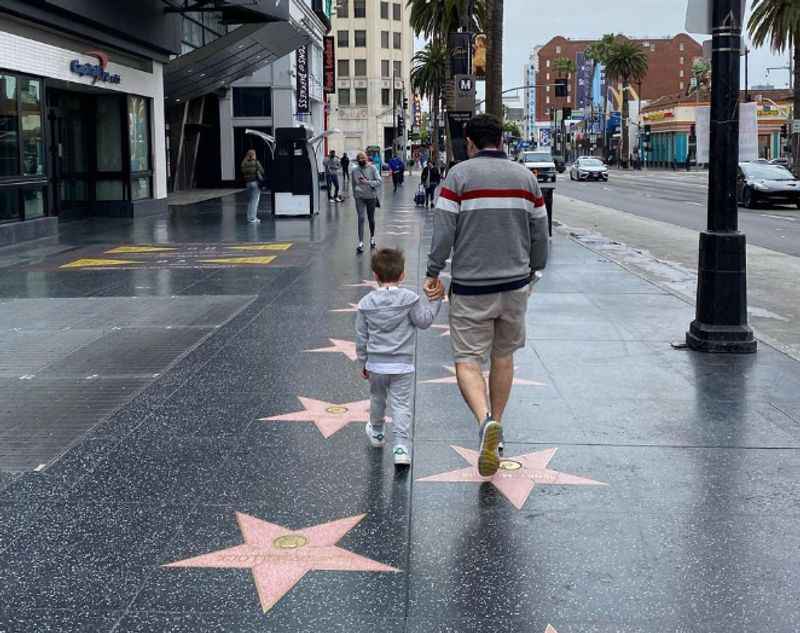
[272,127,320,217]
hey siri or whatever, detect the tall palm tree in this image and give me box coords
[585,33,618,66]
[604,39,648,168]
[412,41,448,159]
[749,0,800,175]
[484,0,503,119]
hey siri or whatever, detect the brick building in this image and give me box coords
[534,34,703,122]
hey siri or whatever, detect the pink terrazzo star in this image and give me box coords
[421,366,546,386]
[305,338,358,361]
[546,626,558,633]
[163,513,398,613]
[330,303,359,313]
[260,397,370,438]
[419,446,606,509]
[431,325,450,337]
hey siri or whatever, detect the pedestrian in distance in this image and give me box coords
[340,152,350,187]
[240,149,265,224]
[424,114,549,477]
[351,151,383,254]
[324,150,344,202]
[389,154,404,192]
[421,158,442,208]
[356,248,442,466]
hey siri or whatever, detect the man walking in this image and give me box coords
[424,115,549,477]
[324,150,344,202]
[389,154,404,192]
[340,152,351,188]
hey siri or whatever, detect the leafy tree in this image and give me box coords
[749,0,800,175]
[604,39,648,167]
[690,58,711,99]
[585,33,619,66]
[411,41,448,158]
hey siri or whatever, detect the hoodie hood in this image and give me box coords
[358,287,419,332]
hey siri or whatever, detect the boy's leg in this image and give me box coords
[369,373,389,431]
[387,373,414,448]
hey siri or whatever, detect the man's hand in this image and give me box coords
[361,368,369,380]
[424,277,445,301]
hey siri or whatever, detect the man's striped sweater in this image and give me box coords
[426,149,549,295]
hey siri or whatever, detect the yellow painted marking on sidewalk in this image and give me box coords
[60,258,137,269]
[105,246,177,254]
[197,256,277,265]
[227,243,293,252]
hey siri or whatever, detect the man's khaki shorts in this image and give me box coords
[449,287,529,364]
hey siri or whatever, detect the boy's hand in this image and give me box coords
[361,368,369,380]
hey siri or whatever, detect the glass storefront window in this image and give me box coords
[19,78,40,110]
[23,188,44,219]
[22,114,44,176]
[131,176,151,200]
[128,95,151,172]
[0,188,20,223]
[0,75,19,177]
[96,96,122,172]
[96,180,124,201]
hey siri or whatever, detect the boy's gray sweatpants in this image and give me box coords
[369,372,414,446]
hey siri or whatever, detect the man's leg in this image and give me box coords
[355,199,365,244]
[488,354,515,423]
[332,174,340,199]
[455,362,490,423]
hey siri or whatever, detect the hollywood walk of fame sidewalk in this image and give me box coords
[0,183,800,632]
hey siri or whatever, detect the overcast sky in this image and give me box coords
[464,0,793,100]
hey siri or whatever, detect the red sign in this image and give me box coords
[323,36,336,95]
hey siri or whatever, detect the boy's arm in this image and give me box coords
[355,308,369,368]
[409,294,442,330]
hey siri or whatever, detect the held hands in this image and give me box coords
[423,277,445,301]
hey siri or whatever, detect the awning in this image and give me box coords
[165,19,310,102]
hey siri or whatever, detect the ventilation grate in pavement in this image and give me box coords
[0,330,103,376]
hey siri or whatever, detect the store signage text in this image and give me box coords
[296,45,310,114]
[69,51,121,85]
[643,111,674,122]
[323,37,336,95]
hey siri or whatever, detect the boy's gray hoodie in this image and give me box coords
[355,286,441,368]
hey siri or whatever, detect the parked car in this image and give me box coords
[569,157,609,182]
[518,150,557,189]
[736,161,800,209]
[769,157,791,169]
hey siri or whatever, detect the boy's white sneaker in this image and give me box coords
[393,445,411,466]
[365,422,386,448]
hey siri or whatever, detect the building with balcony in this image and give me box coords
[326,0,415,161]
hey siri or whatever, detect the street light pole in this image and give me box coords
[686,0,756,353]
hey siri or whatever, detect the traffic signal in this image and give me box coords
[402,97,408,110]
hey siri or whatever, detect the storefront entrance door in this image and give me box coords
[48,91,91,218]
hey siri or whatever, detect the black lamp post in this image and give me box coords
[686,0,757,353]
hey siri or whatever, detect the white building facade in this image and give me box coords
[327,0,415,160]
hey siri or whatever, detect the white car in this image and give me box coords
[569,157,609,182]
[518,150,557,190]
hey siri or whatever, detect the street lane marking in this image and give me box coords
[60,258,137,269]
[197,256,277,265]
[228,243,293,251]
[763,214,797,222]
[105,246,177,254]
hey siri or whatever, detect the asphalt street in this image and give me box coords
[558,169,800,257]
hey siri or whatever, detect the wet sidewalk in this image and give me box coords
[0,183,799,632]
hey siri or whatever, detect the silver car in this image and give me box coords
[736,162,800,209]
[569,157,609,182]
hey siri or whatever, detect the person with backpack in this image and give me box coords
[421,158,442,208]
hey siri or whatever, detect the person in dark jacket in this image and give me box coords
[340,153,350,187]
[240,149,264,224]
[421,159,441,208]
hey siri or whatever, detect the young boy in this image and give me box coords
[355,248,442,466]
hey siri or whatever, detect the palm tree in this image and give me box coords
[749,0,800,175]
[585,33,619,66]
[604,39,648,168]
[412,41,448,159]
[690,58,711,101]
[484,0,503,119]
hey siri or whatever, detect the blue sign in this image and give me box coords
[69,51,120,85]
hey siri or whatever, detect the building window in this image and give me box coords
[128,95,151,200]
[555,46,561,54]
[354,30,367,47]
[680,42,685,51]
[354,59,367,76]
[338,59,350,77]
[546,85,550,93]
[337,30,349,47]
[382,88,390,106]
[546,59,550,68]
[381,31,389,48]
[20,79,44,177]
[546,72,550,81]
[380,1,389,19]
[338,88,351,106]
[393,32,401,49]
[546,96,550,104]
[393,3,401,20]
[395,88,402,105]
[679,69,684,78]
[680,81,684,91]
[337,0,349,17]
[393,61,402,77]
[680,56,685,65]
[233,87,272,117]
[353,0,366,18]
[355,88,368,105]
[381,60,390,77]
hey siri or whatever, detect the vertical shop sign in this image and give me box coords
[323,37,336,94]
[296,45,310,114]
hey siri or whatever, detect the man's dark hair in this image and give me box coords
[371,248,405,283]
[465,114,503,150]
